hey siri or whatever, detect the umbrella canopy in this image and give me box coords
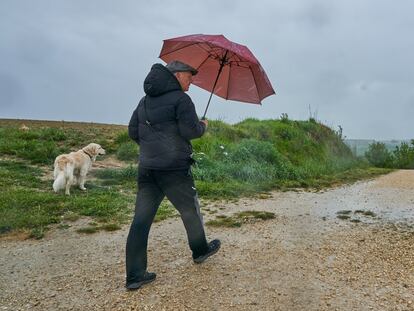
[159,34,275,117]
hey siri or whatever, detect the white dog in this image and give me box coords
[53,143,106,195]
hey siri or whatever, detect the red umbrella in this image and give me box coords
[159,34,275,118]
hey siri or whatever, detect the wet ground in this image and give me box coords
[0,170,413,310]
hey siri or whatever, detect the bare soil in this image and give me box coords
[1,170,413,311]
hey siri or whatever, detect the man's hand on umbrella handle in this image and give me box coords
[200,119,208,129]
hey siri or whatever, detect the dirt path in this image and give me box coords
[1,170,413,311]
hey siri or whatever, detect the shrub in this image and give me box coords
[227,139,279,164]
[115,131,131,145]
[38,128,67,141]
[393,140,414,169]
[116,142,138,161]
[95,165,137,181]
[365,142,393,167]
[20,141,61,164]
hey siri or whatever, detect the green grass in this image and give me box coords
[0,118,392,238]
[154,200,178,222]
[0,123,126,164]
[189,118,390,198]
[94,165,137,189]
[0,159,133,235]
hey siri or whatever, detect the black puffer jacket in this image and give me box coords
[128,63,206,170]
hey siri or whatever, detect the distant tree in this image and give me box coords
[365,142,393,167]
[393,140,414,169]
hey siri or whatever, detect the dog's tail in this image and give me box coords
[53,156,70,192]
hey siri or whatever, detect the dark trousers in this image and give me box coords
[126,167,209,285]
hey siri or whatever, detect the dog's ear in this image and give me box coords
[93,144,99,155]
[83,143,95,155]
[95,144,102,154]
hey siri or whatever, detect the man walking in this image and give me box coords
[125,61,221,290]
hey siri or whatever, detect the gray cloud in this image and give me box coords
[0,0,413,139]
[0,73,24,109]
[297,2,333,29]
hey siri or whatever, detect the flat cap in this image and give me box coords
[166,60,198,75]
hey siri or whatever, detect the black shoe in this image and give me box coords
[193,239,221,264]
[126,272,156,290]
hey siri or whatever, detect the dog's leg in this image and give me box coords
[65,175,73,195]
[78,171,87,191]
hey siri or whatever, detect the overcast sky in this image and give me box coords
[1,0,413,140]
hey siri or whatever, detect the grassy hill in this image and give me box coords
[0,118,389,238]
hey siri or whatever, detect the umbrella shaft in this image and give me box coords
[202,51,228,119]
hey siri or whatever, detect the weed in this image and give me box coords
[101,223,122,231]
[236,210,275,220]
[62,211,80,222]
[57,224,71,229]
[354,210,377,217]
[363,211,376,217]
[257,193,272,199]
[337,215,350,220]
[0,225,12,234]
[76,226,99,234]
[206,216,242,228]
[206,210,275,228]
[337,210,352,215]
[29,227,46,239]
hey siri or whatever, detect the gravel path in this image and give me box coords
[1,170,413,311]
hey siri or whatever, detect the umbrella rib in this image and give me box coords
[195,55,211,71]
[228,52,242,63]
[159,42,198,58]
[198,44,249,64]
[197,42,213,54]
[228,59,250,68]
[198,42,220,59]
[249,64,261,104]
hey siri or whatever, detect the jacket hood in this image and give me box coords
[143,63,182,96]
